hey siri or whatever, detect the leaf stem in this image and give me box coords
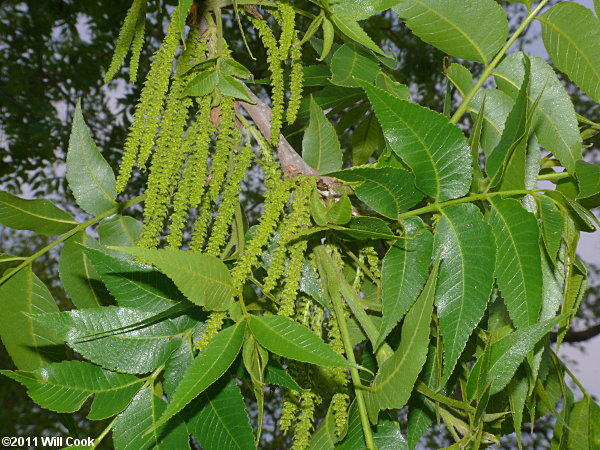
[317,245,376,450]
[450,0,550,125]
[415,381,476,415]
[0,195,145,288]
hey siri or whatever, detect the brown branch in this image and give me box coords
[550,323,600,343]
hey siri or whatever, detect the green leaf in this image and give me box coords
[83,246,180,312]
[378,217,433,348]
[183,69,219,97]
[565,396,600,450]
[330,43,379,88]
[0,360,141,419]
[330,13,385,56]
[326,194,352,225]
[67,101,117,215]
[111,247,235,311]
[488,198,542,329]
[59,232,111,309]
[185,378,256,450]
[0,191,78,236]
[508,366,529,448]
[537,195,564,264]
[154,321,245,429]
[309,401,338,449]
[446,63,473,98]
[178,0,194,41]
[576,160,600,199]
[331,0,401,20]
[486,55,530,187]
[164,339,194,399]
[365,260,438,421]
[220,57,253,79]
[297,86,363,119]
[248,315,359,369]
[407,345,437,449]
[539,2,600,103]
[557,257,588,347]
[328,167,422,219]
[469,89,514,156]
[375,73,410,101]
[320,18,335,61]
[264,360,305,392]
[218,73,254,103]
[336,216,396,240]
[113,388,190,450]
[303,64,331,86]
[470,316,562,394]
[299,259,329,310]
[30,306,182,374]
[361,82,471,201]
[393,0,508,63]
[434,203,495,384]
[0,267,62,371]
[302,97,342,174]
[97,214,143,251]
[339,403,409,450]
[545,190,597,232]
[494,52,582,175]
[352,112,383,165]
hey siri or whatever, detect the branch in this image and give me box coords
[551,323,600,343]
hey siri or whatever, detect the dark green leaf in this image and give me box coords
[30,306,182,374]
[330,43,379,88]
[446,63,473,98]
[184,69,219,97]
[67,101,117,215]
[330,13,385,56]
[576,160,600,199]
[393,0,508,63]
[469,89,514,156]
[326,194,352,225]
[164,339,194,399]
[537,195,564,264]
[185,378,256,450]
[539,2,600,103]
[338,403,408,450]
[327,167,423,219]
[264,359,305,392]
[352,113,383,165]
[0,191,78,236]
[434,203,495,384]
[565,396,600,450]
[489,198,542,329]
[0,267,62,371]
[302,97,342,174]
[113,388,190,450]
[59,232,111,309]
[97,214,143,251]
[361,82,471,201]
[407,345,437,449]
[155,322,246,429]
[1,360,141,419]
[111,247,236,311]
[248,315,360,369]
[378,217,433,348]
[365,260,438,420]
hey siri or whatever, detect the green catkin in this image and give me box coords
[249,14,284,146]
[115,5,182,192]
[286,31,303,124]
[310,303,324,337]
[331,392,350,437]
[278,2,295,61]
[280,392,300,434]
[363,245,381,280]
[278,240,307,317]
[263,177,313,295]
[138,32,201,248]
[207,99,237,203]
[190,195,214,251]
[196,311,226,351]
[205,144,254,256]
[104,0,146,83]
[292,391,319,450]
[231,178,291,290]
[167,96,214,249]
[128,2,147,83]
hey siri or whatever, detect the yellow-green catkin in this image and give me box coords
[292,391,319,450]
[205,144,254,256]
[249,14,284,146]
[331,392,349,437]
[104,0,146,83]
[167,96,214,249]
[138,31,203,248]
[196,311,226,351]
[263,177,313,296]
[231,178,291,290]
[280,391,300,434]
[208,99,236,203]
[190,195,214,251]
[278,2,295,61]
[278,240,307,317]
[363,245,381,280]
[287,31,303,124]
[116,4,182,192]
[129,1,147,83]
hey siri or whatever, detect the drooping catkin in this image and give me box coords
[196,311,227,351]
[278,2,295,61]
[292,391,320,450]
[205,144,254,256]
[287,32,303,124]
[167,96,214,249]
[278,240,307,317]
[128,2,147,83]
[104,0,147,83]
[248,14,284,146]
[116,4,182,193]
[138,31,203,248]
[207,98,236,203]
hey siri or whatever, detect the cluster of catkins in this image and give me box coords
[107,1,375,448]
